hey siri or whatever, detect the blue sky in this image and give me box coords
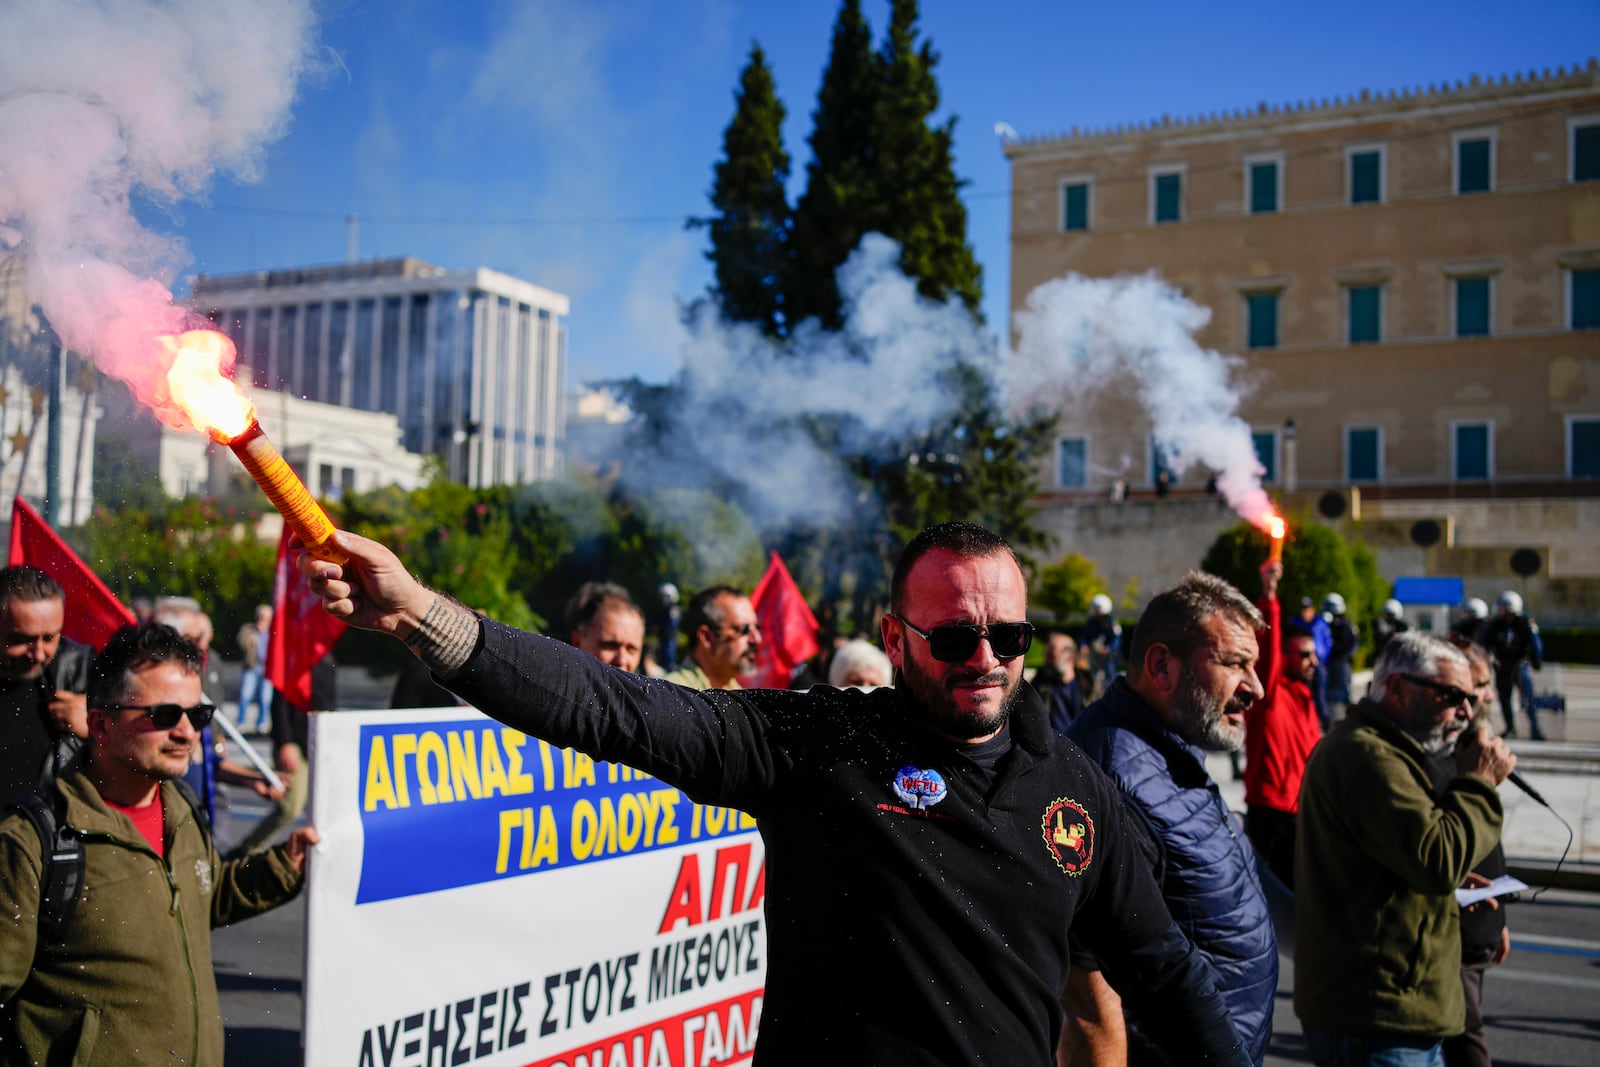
[162,0,1598,387]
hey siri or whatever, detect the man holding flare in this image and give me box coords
[297,521,1249,1065]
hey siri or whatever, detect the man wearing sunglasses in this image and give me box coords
[663,585,761,690]
[298,521,1248,1065]
[1062,571,1277,1067]
[0,623,317,1067]
[1296,631,1515,1067]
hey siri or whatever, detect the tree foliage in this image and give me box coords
[703,43,791,336]
[1033,551,1105,622]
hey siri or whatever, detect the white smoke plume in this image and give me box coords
[1009,272,1275,529]
[0,0,319,428]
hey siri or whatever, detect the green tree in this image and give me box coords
[1199,511,1358,610]
[702,43,791,337]
[1033,552,1104,622]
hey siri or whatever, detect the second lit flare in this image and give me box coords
[162,329,348,564]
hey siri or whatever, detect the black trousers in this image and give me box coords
[1245,804,1297,890]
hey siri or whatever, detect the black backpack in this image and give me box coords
[7,774,211,938]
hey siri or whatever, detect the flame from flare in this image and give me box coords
[1266,514,1285,540]
[160,329,255,441]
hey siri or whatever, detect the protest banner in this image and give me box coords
[305,706,765,1067]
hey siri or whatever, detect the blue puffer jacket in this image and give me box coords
[1067,678,1277,1066]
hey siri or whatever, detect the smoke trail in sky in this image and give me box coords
[1009,272,1275,528]
[0,0,319,428]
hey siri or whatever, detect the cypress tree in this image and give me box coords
[705,43,791,337]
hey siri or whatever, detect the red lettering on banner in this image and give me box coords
[658,855,705,934]
[658,847,764,934]
[517,989,762,1067]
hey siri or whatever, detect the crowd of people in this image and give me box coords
[0,522,1554,1065]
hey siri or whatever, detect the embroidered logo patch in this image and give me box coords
[194,858,213,896]
[1042,797,1094,877]
[892,765,948,810]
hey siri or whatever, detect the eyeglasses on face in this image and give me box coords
[100,702,217,730]
[720,623,759,639]
[892,616,1034,662]
[1399,673,1477,712]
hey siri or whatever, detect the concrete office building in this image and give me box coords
[1005,61,1600,622]
[191,257,569,488]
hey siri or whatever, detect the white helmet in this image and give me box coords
[1463,597,1488,619]
[1383,599,1403,618]
[1090,594,1113,615]
[1322,593,1346,615]
[1496,590,1523,615]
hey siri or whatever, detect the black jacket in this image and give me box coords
[442,621,1246,1066]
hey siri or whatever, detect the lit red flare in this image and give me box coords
[162,329,347,564]
[1264,512,1286,563]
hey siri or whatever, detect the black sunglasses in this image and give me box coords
[1399,674,1477,711]
[893,616,1034,662]
[102,702,217,730]
[720,623,759,638]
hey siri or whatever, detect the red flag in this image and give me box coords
[8,496,136,650]
[748,551,820,689]
[267,526,346,712]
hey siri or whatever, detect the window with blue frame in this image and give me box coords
[1349,149,1382,204]
[1572,418,1600,477]
[1249,160,1279,214]
[1575,122,1600,182]
[1347,427,1381,482]
[1062,182,1090,231]
[1456,276,1491,337]
[1348,286,1381,344]
[1252,431,1278,483]
[1057,437,1087,488]
[1454,423,1490,480]
[1246,292,1279,349]
[1153,171,1183,223]
[1457,138,1491,194]
[1573,269,1600,330]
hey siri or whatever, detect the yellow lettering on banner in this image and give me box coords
[705,806,728,837]
[562,749,597,789]
[364,737,398,811]
[503,732,536,795]
[617,792,643,852]
[571,799,597,860]
[539,740,556,791]
[480,732,510,797]
[495,808,520,873]
[656,790,680,845]
[417,732,451,804]
[447,731,482,801]
[390,734,417,807]
[518,808,535,869]
[595,797,620,857]
[738,811,756,830]
[531,804,559,867]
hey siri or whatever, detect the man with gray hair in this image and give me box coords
[1295,630,1515,1066]
[663,585,761,691]
[1063,570,1277,1066]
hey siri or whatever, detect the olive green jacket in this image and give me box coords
[0,769,304,1066]
[1293,701,1503,1038]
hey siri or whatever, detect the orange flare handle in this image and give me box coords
[1268,532,1284,563]
[227,421,349,564]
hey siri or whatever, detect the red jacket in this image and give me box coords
[1244,596,1323,813]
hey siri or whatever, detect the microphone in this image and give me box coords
[1506,770,1549,807]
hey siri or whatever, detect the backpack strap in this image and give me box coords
[6,789,84,939]
[168,775,213,852]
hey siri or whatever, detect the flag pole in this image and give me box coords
[212,710,285,793]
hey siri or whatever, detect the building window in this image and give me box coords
[1572,268,1600,330]
[1061,179,1091,232]
[1455,276,1491,337]
[1452,421,1492,480]
[1151,168,1183,224]
[1573,117,1600,182]
[1571,416,1600,477]
[1348,285,1381,344]
[1246,292,1279,349]
[1346,426,1382,482]
[1246,156,1281,214]
[1057,437,1087,488]
[1348,146,1384,204]
[1455,133,1493,194]
[1252,430,1278,483]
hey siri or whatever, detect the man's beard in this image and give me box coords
[900,654,1021,741]
[1171,666,1246,752]
[1401,692,1462,755]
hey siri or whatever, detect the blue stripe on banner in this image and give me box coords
[354,721,754,904]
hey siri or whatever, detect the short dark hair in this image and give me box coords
[563,582,641,636]
[89,623,203,709]
[682,586,743,638]
[1126,571,1263,681]
[0,565,64,614]
[890,522,1020,615]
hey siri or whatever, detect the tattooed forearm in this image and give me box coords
[401,593,479,675]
